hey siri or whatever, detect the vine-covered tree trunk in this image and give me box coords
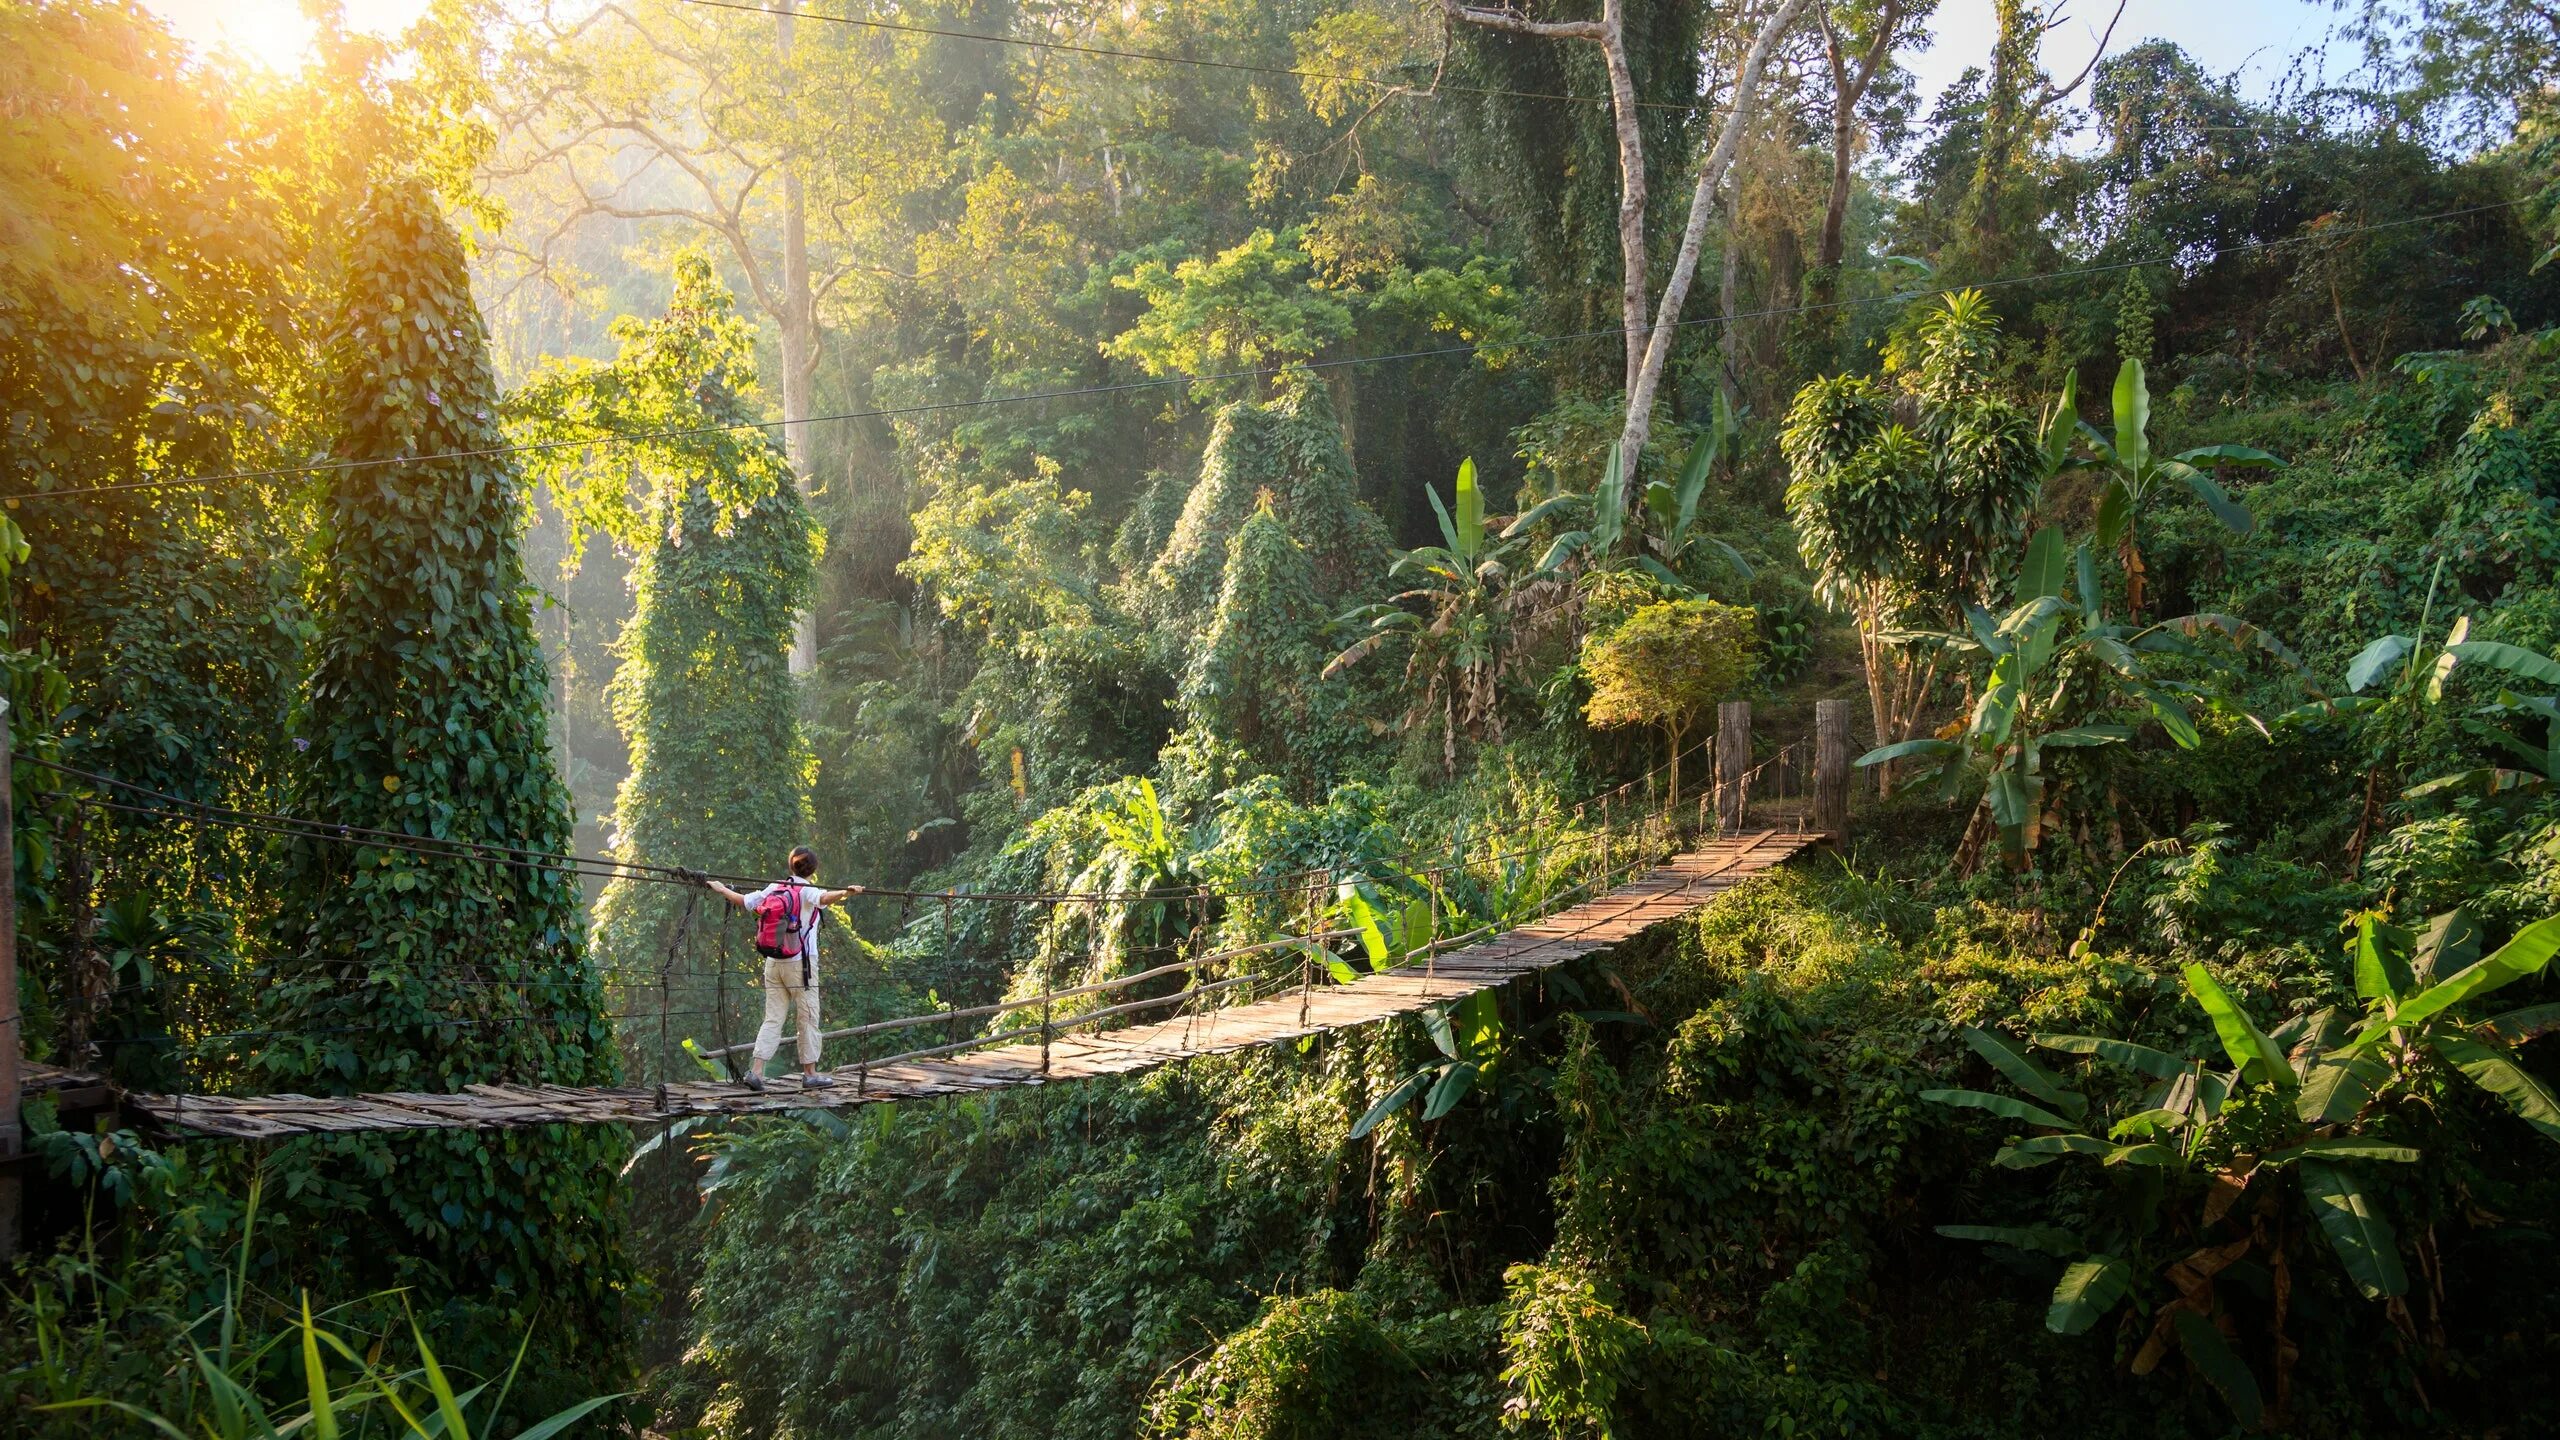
[257,179,630,1401]
[595,478,814,1081]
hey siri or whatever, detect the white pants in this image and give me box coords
[751,956,821,1070]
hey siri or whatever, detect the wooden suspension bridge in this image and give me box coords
[90,829,1817,1139]
[0,695,1857,1285]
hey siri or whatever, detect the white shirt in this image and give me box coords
[741,881,828,970]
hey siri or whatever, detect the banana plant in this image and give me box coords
[2078,357,2284,618]
[1504,397,1754,589]
[2314,907,2560,1144]
[1928,968,2422,1427]
[1328,458,1547,772]
[1854,524,2292,870]
[1348,989,1502,1138]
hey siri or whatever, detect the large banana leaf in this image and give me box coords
[2444,639,2560,687]
[2158,459,2253,535]
[2184,964,2296,1087]
[2172,1311,2264,1428]
[2345,635,2415,693]
[2019,525,2069,601]
[2387,913,2560,1029]
[2047,1255,2132,1335]
[2352,912,2415,1005]
[1919,1088,2077,1130]
[2296,1053,2386,1127]
[2111,358,2150,477]
[1421,1060,1479,1121]
[2262,1139,2419,1164]
[1936,1223,2083,1256]
[1350,1070,1435,1139]
[2033,1032,2187,1079]
[1995,1133,2113,1167]
[1959,1027,2087,1118]
[2298,1159,2407,1299]
[2430,1032,2560,1146]
[2173,443,2285,470]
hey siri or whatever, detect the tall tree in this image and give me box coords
[494,0,943,668]
[256,179,629,1395]
[510,253,819,1080]
[1439,0,1814,521]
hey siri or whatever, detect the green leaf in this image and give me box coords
[1452,457,1483,561]
[2047,1255,2132,1335]
[2173,443,2286,470]
[2184,964,2296,1087]
[2298,1159,2408,1299]
[2173,463,2254,535]
[2172,1312,2264,1427]
[2296,1053,2385,1127]
[1500,493,1585,538]
[2479,1002,2560,1044]
[1919,1087,2076,1130]
[1995,1133,2113,1167]
[2430,1032,2560,1146]
[1935,1223,2083,1256]
[1960,1027,2088,1118]
[2095,476,2133,549]
[2352,913,2415,1005]
[302,1295,339,1440]
[2033,1033,2187,1079]
[2443,640,2560,688]
[2262,1139,2420,1164]
[2107,1108,2190,1140]
[2019,525,2068,601]
[2346,635,2415,693]
[2039,724,2132,748]
[411,1321,474,1440]
[2111,358,2150,475]
[1855,738,1959,769]
[1420,1061,1479,1122]
[2039,369,2080,469]
[2392,914,2560,1028]
[2412,908,2483,985]
[508,1395,632,1440]
[1349,1070,1435,1139]
[2102,1142,2183,1167]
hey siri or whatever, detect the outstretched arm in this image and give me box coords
[821,885,866,905]
[703,878,749,908]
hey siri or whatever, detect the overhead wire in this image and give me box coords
[678,0,1684,112]
[5,198,2526,506]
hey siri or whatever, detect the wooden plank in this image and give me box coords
[124,834,1817,1138]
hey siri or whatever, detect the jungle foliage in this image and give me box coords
[8,0,2560,1437]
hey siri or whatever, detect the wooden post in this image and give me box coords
[1,708,21,1261]
[1715,701,1752,834]
[1814,699,1852,836]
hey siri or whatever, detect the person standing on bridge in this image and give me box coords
[699,848,863,1092]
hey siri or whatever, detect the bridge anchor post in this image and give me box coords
[1814,699,1852,836]
[1715,701,1752,834]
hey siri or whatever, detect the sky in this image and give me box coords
[142,0,2345,106]
[1903,0,2340,109]
[143,0,436,73]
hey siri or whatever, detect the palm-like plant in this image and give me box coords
[2077,357,2284,618]
[1506,396,1754,588]
[1859,525,2296,871]
[1931,909,2560,1426]
[1328,459,1563,773]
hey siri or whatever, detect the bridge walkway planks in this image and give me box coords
[120,830,1819,1139]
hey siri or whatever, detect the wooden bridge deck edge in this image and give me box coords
[120,831,1822,1139]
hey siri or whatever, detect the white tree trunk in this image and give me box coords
[777,2,819,675]
[1613,0,1811,518]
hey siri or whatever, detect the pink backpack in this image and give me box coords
[751,885,805,960]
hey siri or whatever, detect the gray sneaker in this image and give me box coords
[741,1072,767,1093]
[803,1073,837,1089]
